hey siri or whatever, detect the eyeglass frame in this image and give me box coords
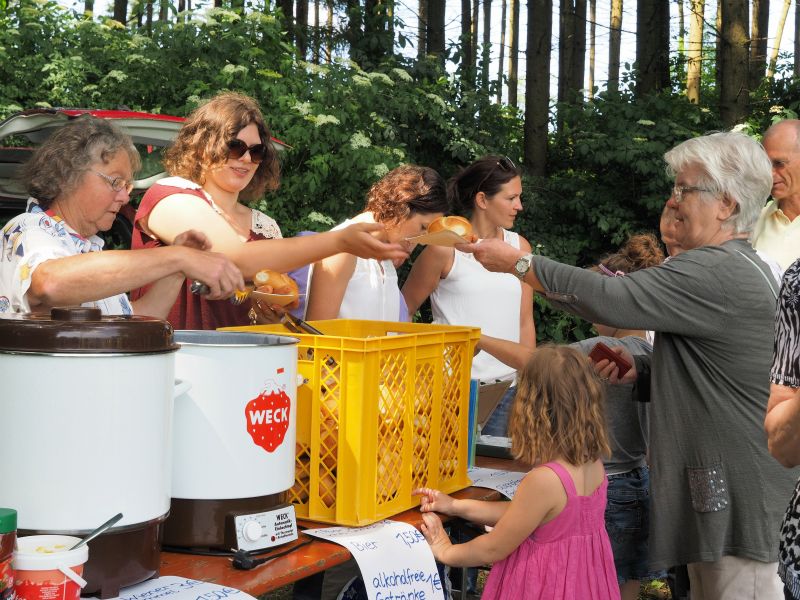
[473,156,518,200]
[671,184,714,204]
[227,138,268,164]
[91,170,134,195]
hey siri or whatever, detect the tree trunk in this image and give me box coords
[588,0,595,98]
[418,0,427,60]
[636,0,670,96]
[508,0,520,107]
[159,0,168,20]
[677,0,685,54]
[146,0,153,33]
[481,0,492,92]
[313,0,320,63]
[608,0,622,94]
[749,0,769,89]
[113,0,127,23]
[524,0,552,176]
[84,0,93,16]
[461,0,474,85]
[558,0,586,110]
[279,0,294,43]
[388,0,394,47]
[719,0,749,126]
[715,0,722,93]
[426,0,446,59]
[795,0,800,76]
[296,0,308,59]
[326,0,333,62]
[767,0,791,78]
[497,0,507,102]
[686,0,704,103]
[472,0,479,68]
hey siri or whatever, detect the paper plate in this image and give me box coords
[249,291,303,307]
[405,230,470,247]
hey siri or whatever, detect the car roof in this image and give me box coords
[0,107,289,149]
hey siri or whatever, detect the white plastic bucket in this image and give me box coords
[13,535,89,600]
[171,331,299,499]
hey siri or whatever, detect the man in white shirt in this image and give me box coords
[753,120,800,271]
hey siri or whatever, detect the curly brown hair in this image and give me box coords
[508,345,610,466]
[597,232,665,275]
[363,165,449,226]
[163,92,280,203]
[23,116,140,210]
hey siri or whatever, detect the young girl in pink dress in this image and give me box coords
[414,345,620,600]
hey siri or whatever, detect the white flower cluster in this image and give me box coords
[349,132,372,149]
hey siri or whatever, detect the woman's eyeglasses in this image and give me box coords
[227,139,268,164]
[474,156,518,197]
[92,170,134,194]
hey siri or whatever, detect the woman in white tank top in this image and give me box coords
[306,165,448,321]
[402,156,536,435]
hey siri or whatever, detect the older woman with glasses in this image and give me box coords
[0,116,243,317]
[131,92,406,330]
[402,155,535,438]
[463,131,796,600]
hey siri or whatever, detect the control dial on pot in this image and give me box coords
[242,520,263,543]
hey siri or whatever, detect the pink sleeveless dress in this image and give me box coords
[481,461,620,600]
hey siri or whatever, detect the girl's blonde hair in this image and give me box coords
[508,345,610,465]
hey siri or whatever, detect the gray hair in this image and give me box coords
[22,115,140,209]
[663,131,772,235]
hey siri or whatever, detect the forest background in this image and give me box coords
[2,0,799,341]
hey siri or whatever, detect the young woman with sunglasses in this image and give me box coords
[403,156,535,437]
[131,92,406,329]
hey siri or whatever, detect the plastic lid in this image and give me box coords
[0,307,179,354]
[0,508,16,533]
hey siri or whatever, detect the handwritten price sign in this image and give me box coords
[305,520,444,600]
[467,466,526,498]
[87,576,257,600]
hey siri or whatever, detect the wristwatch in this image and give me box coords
[513,253,534,280]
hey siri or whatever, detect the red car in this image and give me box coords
[0,108,286,247]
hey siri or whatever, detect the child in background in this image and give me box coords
[413,345,620,600]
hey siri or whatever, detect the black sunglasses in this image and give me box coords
[474,156,517,197]
[227,139,268,163]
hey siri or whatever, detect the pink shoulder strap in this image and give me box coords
[541,461,577,498]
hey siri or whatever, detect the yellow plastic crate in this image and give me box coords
[223,319,479,526]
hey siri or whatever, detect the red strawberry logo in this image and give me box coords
[245,389,291,453]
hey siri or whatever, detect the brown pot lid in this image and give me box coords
[0,307,179,353]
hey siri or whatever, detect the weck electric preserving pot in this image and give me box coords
[165,330,299,552]
[0,307,180,599]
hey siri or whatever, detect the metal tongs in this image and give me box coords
[281,312,324,335]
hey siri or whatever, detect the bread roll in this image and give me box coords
[427,216,473,239]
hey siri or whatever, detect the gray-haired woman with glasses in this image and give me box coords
[463,131,794,599]
[403,155,535,436]
[0,115,244,317]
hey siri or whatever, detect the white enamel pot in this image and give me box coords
[171,330,299,500]
[0,307,180,532]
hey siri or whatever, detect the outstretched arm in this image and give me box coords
[412,487,509,526]
[144,193,407,278]
[28,243,243,313]
[419,466,563,567]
